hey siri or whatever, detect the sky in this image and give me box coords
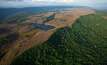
[0,0,107,8]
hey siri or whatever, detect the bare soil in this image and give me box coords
[0,8,95,65]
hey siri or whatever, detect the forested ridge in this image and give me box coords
[11,14,107,65]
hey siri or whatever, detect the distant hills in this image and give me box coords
[0,6,107,21]
[0,6,75,20]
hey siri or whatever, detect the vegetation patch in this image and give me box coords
[0,33,19,46]
[96,11,107,16]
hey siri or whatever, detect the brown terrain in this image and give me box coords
[0,8,95,65]
[103,16,107,19]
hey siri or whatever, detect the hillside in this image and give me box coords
[11,14,107,65]
[0,6,75,21]
[0,8,95,65]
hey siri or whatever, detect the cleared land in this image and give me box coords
[0,8,95,65]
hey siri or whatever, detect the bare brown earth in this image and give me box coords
[0,8,95,65]
[103,16,107,19]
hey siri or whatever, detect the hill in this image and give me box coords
[11,14,107,65]
[0,6,75,21]
[0,8,95,65]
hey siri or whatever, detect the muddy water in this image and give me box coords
[31,23,55,31]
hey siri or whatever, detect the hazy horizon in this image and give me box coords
[0,0,107,9]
